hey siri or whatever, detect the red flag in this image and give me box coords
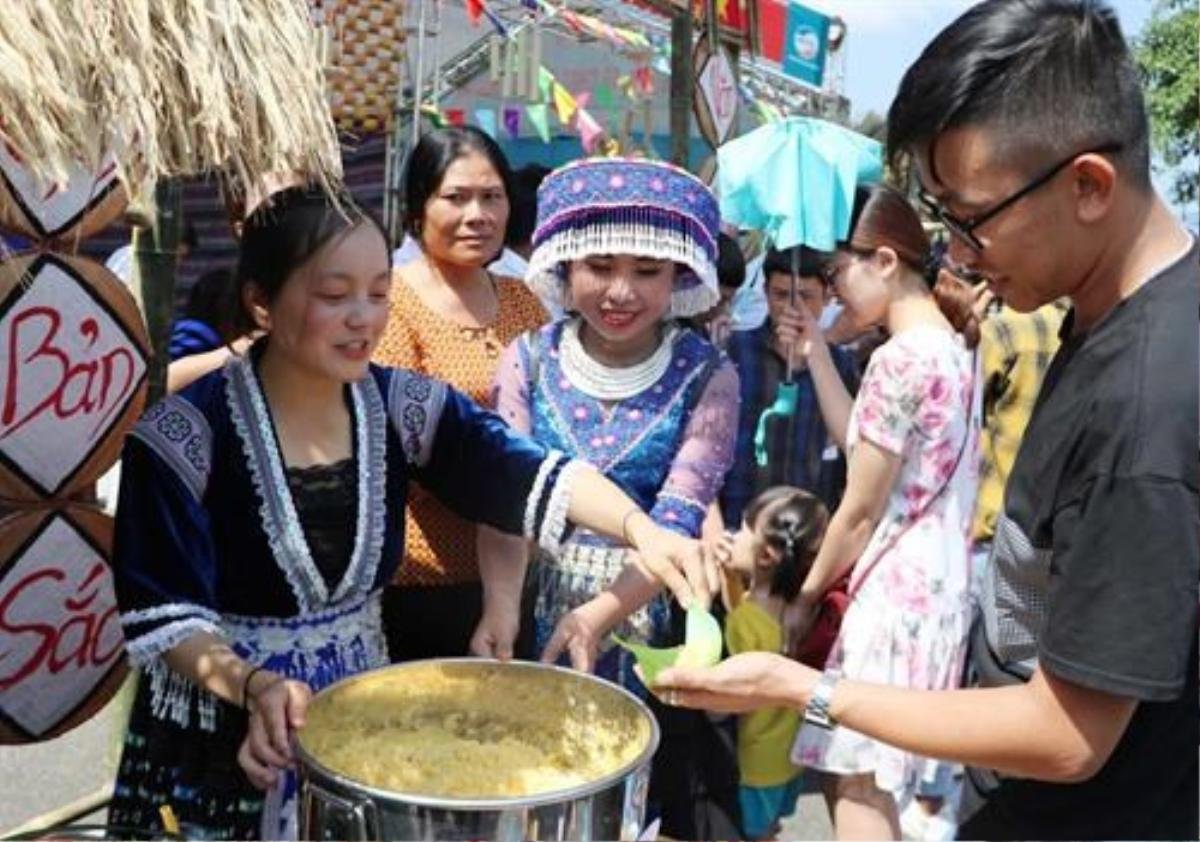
[465,0,484,25]
[446,108,466,126]
[633,66,653,95]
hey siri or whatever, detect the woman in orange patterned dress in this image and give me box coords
[374,126,548,662]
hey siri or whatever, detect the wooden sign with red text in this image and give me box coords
[0,145,127,243]
[0,506,127,743]
[0,253,150,501]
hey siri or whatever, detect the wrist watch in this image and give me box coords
[803,668,840,730]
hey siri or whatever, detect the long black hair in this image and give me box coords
[744,486,830,602]
[229,186,386,335]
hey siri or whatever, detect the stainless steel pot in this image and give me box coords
[295,659,660,841]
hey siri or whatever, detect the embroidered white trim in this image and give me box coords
[558,318,679,401]
[145,658,218,731]
[227,356,387,613]
[226,356,322,611]
[654,490,707,518]
[331,381,388,604]
[137,594,389,733]
[539,459,587,553]
[527,223,720,318]
[544,541,630,580]
[125,617,224,665]
[130,394,213,501]
[387,369,448,467]
[222,592,387,664]
[523,450,565,539]
[121,602,223,628]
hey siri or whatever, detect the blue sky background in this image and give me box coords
[805,0,1156,120]
[807,0,1193,221]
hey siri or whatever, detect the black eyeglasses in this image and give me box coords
[919,142,1124,251]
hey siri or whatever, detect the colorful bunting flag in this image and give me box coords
[446,108,466,127]
[552,82,578,125]
[633,67,654,96]
[474,108,498,137]
[503,107,522,139]
[594,84,616,110]
[577,108,604,153]
[526,103,551,143]
[538,66,555,101]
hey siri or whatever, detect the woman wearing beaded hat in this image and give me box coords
[482,157,740,691]
[482,158,743,837]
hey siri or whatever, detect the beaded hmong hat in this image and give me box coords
[527,157,721,318]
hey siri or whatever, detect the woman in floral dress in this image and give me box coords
[782,186,979,838]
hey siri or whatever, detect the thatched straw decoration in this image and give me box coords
[0,0,342,207]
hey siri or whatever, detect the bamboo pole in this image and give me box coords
[134,180,183,406]
[669,10,693,167]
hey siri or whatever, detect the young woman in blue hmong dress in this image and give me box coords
[106,186,713,840]
[484,158,740,693]
[481,158,743,838]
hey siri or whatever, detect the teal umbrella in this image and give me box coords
[716,117,883,466]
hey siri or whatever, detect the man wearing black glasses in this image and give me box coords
[650,2,1197,840]
[888,0,1198,838]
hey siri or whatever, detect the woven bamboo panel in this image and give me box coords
[314,0,408,134]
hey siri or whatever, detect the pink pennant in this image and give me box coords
[577,108,604,153]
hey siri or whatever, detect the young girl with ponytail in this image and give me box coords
[716,486,830,840]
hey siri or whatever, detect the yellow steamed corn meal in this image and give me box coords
[300,663,651,799]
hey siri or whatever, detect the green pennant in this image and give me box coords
[538,66,555,102]
[526,102,551,143]
[593,84,617,111]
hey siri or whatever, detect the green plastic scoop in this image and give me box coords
[612,605,723,687]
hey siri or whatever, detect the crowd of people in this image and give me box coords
[102,1,1196,840]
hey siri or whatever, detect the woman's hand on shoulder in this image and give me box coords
[237,672,312,790]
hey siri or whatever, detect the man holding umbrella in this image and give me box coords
[721,244,860,526]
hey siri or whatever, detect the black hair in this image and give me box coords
[744,486,830,602]
[403,126,515,239]
[184,268,235,340]
[887,0,1150,189]
[230,186,387,335]
[505,163,551,250]
[763,245,828,284]
[716,232,746,290]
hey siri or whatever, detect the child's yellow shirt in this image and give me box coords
[725,598,803,787]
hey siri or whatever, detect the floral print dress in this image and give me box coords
[792,326,979,800]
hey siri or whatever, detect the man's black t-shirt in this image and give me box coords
[961,241,1200,841]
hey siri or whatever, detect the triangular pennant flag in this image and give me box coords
[574,91,592,111]
[465,0,483,25]
[633,67,654,96]
[562,9,585,33]
[526,103,551,143]
[552,82,578,125]
[577,108,604,154]
[503,107,521,139]
[446,108,466,127]
[594,84,616,110]
[538,66,555,101]
[474,108,498,138]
